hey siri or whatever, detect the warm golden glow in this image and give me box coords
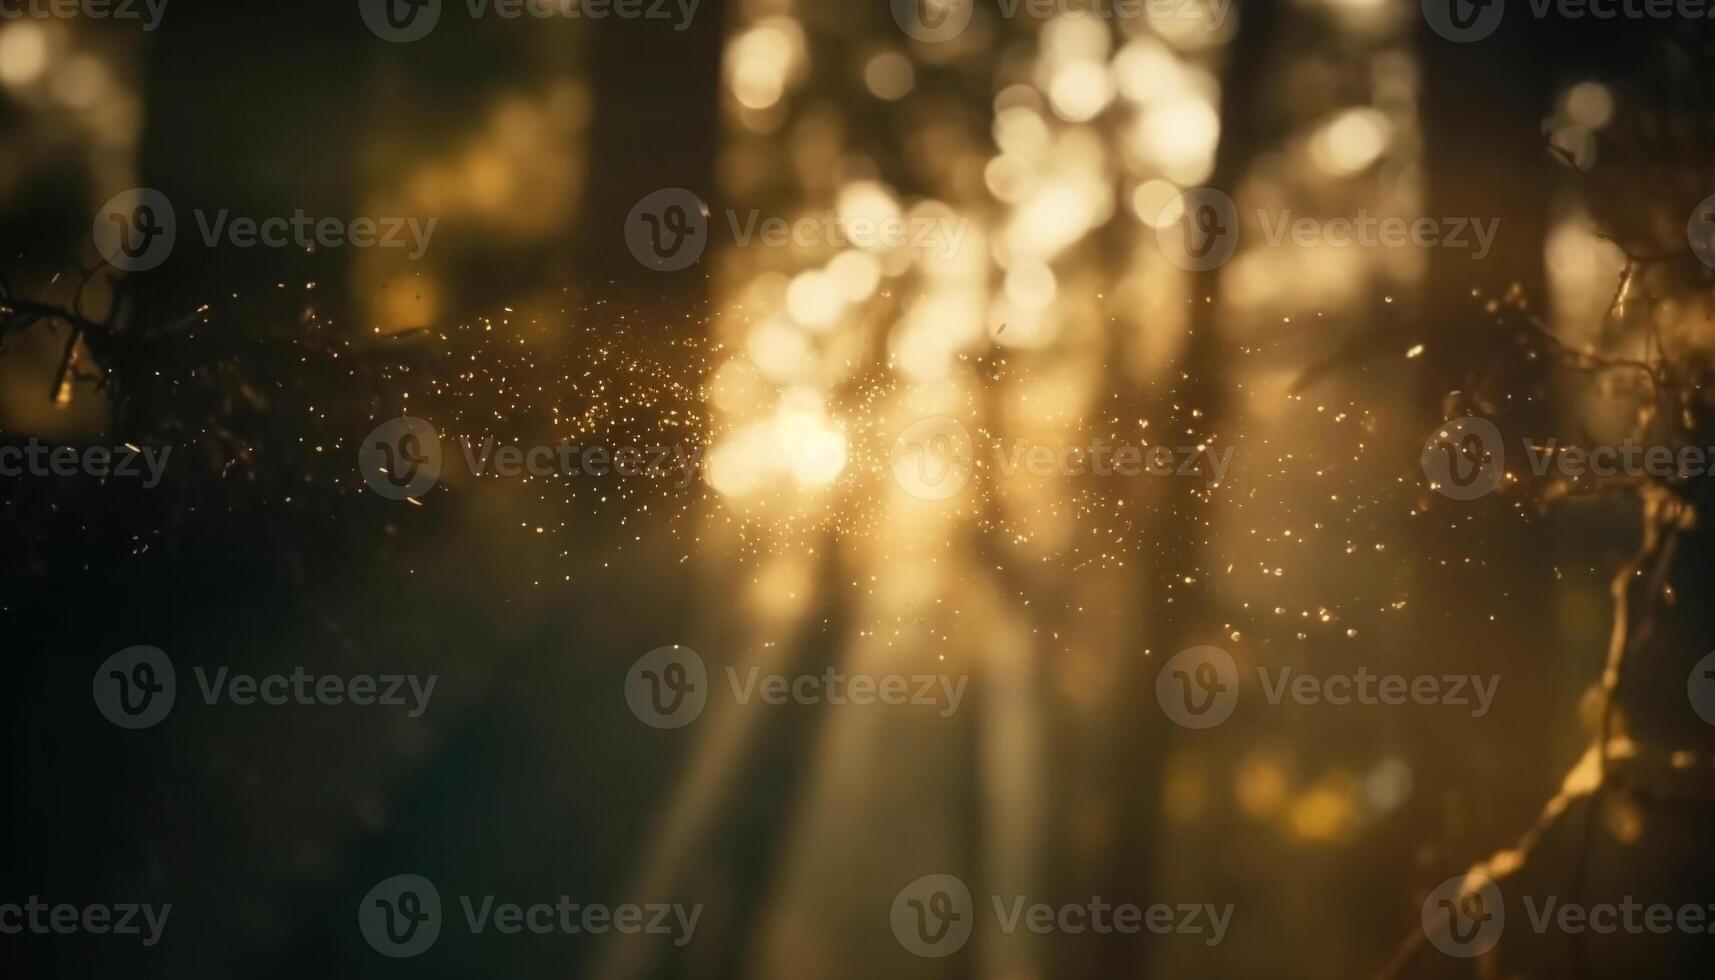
[1309,107,1392,176]
[0,23,48,88]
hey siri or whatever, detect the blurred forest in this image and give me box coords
[3,0,1715,978]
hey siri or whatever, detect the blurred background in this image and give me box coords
[3,0,1715,977]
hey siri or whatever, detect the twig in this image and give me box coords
[1377,223,1710,978]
